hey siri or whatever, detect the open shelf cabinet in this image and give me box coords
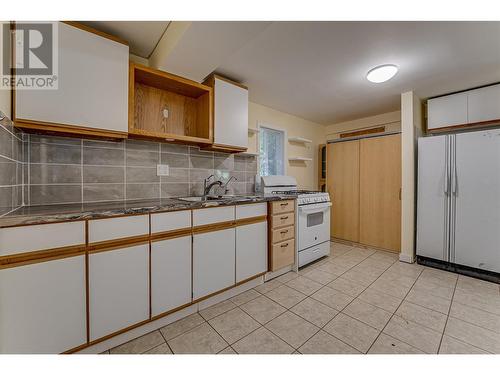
[128,63,213,145]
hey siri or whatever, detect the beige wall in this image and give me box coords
[247,102,326,190]
[0,22,10,118]
[325,110,401,140]
[400,91,423,263]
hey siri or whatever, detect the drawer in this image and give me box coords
[151,210,191,234]
[271,213,295,228]
[0,221,85,257]
[270,225,294,244]
[192,206,235,227]
[270,200,294,215]
[271,239,295,271]
[236,203,267,220]
[88,215,149,244]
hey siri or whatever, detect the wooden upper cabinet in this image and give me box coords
[14,22,129,138]
[129,63,213,145]
[202,75,248,152]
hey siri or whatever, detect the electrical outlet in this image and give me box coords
[156,164,169,176]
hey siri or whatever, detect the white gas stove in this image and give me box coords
[262,176,331,268]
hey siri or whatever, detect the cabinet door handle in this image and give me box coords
[399,188,402,201]
[280,230,288,234]
[280,243,289,248]
[281,216,289,220]
[280,202,289,206]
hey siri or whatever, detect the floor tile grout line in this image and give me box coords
[437,275,459,354]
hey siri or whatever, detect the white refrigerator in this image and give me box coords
[417,128,500,274]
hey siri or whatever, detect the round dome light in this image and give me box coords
[366,64,398,83]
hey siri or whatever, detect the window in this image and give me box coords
[259,126,285,176]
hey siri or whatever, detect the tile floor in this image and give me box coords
[105,241,500,354]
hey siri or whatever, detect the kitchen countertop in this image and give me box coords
[0,195,296,228]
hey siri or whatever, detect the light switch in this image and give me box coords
[157,164,169,176]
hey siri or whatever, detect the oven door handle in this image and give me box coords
[299,202,332,212]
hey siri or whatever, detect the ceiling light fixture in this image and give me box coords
[366,64,398,83]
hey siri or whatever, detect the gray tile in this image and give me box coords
[286,276,323,295]
[233,156,246,171]
[190,155,214,169]
[83,139,124,149]
[265,311,319,349]
[126,167,159,183]
[449,301,500,334]
[246,157,257,172]
[265,284,307,309]
[160,168,188,184]
[253,279,282,294]
[126,183,160,200]
[168,322,227,354]
[126,139,159,152]
[218,346,236,354]
[311,286,354,311]
[232,327,294,354]
[161,183,189,198]
[208,308,260,345]
[395,301,448,333]
[189,168,214,184]
[30,143,81,164]
[274,272,299,283]
[160,153,189,168]
[230,289,261,306]
[358,287,402,313]
[453,288,500,316]
[144,342,173,354]
[29,134,80,146]
[188,146,213,157]
[290,297,339,328]
[383,315,442,353]
[30,164,82,184]
[370,278,412,299]
[199,300,237,321]
[83,166,124,183]
[298,330,360,354]
[323,313,380,353]
[456,275,500,296]
[405,288,452,314]
[343,299,392,330]
[126,150,159,167]
[0,157,16,185]
[189,182,204,196]
[444,317,500,353]
[161,143,188,154]
[439,335,489,354]
[245,183,255,194]
[83,147,124,166]
[214,155,233,170]
[240,295,286,324]
[30,185,81,205]
[159,313,205,341]
[110,331,165,354]
[83,184,124,202]
[368,333,424,354]
[0,186,13,212]
[327,277,368,297]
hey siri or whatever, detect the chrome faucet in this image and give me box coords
[222,176,237,195]
[203,175,223,197]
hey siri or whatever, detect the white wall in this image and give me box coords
[400,91,423,263]
[248,102,326,190]
[0,22,11,118]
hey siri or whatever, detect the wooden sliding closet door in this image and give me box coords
[327,140,359,242]
[359,134,401,252]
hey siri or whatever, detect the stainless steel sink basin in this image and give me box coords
[176,196,229,202]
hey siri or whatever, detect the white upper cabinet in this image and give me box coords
[467,84,500,124]
[15,22,129,136]
[427,92,468,130]
[212,76,249,150]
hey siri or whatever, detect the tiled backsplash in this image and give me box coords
[0,121,24,215]
[22,133,258,206]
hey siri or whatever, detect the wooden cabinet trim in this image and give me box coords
[0,245,86,270]
[87,238,150,255]
[150,228,192,242]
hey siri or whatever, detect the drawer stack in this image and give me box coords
[268,200,296,271]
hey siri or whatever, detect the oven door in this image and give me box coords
[297,202,331,250]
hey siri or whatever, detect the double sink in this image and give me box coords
[176,195,260,202]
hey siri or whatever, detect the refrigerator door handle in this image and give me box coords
[444,137,450,196]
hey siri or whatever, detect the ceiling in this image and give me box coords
[86,21,500,125]
[82,21,170,58]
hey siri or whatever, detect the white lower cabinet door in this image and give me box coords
[89,244,149,341]
[0,256,86,353]
[193,228,235,300]
[236,222,268,283]
[151,236,192,316]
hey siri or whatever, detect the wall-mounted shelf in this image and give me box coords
[288,157,312,162]
[248,128,259,135]
[288,136,312,144]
